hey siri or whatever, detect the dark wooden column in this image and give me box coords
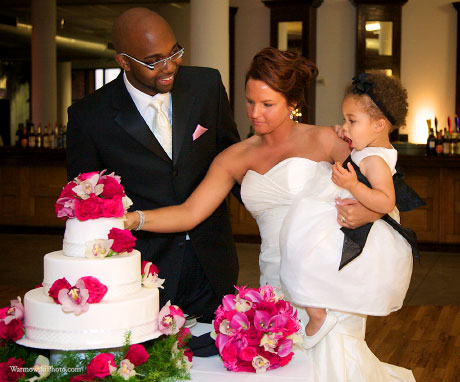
[453,2,460,117]
[262,0,323,124]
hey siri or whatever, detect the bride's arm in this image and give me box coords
[125,153,237,233]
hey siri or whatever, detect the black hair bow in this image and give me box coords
[352,73,374,95]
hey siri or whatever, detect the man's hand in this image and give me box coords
[335,197,383,229]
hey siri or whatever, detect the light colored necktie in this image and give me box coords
[149,99,172,159]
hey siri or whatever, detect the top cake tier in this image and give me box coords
[63,218,125,258]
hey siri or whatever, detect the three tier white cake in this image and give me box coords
[18,172,161,350]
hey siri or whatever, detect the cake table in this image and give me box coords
[189,323,318,382]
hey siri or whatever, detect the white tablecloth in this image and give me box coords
[189,323,318,382]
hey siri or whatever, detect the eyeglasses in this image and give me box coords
[120,46,184,71]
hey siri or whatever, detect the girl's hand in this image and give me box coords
[331,162,358,190]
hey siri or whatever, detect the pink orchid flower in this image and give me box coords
[2,297,24,325]
[116,359,136,380]
[85,239,114,259]
[215,333,229,354]
[268,314,289,332]
[254,310,271,332]
[55,197,77,219]
[230,312,250,332]
[260,332,279,353]
[218,319,235,336]
[158,301,185,335]
[58,279,90,315]
[252,355,270,373]
[222,294,236,311]
[241,289,263,304]
[73,173,104,200]
[141,261,165,289]
[276,338,294,357]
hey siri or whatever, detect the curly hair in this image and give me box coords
[344,72,408,131]
[245,47,318,109]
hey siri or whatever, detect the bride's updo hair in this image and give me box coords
[245,47,318,109]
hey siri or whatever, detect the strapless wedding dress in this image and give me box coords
[241,157,415,382]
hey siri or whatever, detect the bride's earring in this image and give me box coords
[290,111,294,120]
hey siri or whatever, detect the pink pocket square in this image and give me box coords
[192,124,208,141]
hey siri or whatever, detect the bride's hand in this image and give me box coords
[124,211,140,231]
[333,124,346,140]
[335,197,383,228]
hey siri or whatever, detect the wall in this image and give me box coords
[230,0,270,139]
[316,0,355,128]
[155,3,191,67]
[402,0,457,143]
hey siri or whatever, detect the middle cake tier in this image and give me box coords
[42,250,142,301]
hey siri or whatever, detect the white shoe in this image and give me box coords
[303,313,338,349]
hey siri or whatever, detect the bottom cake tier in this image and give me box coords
[18,286,161,350]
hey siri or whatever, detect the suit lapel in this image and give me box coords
[171,71,196,165]
[112,74,171,163]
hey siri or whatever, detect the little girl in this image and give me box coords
[279,72,419,350]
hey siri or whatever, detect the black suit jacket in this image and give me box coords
[66,66,240,304]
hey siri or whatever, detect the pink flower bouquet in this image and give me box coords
[55,170,132,221]
[213,285,303,373]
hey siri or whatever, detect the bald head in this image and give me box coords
[112,8,175,54]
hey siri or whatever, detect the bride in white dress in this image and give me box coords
[125,47,415,381]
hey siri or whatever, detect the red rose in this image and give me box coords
[235,361,254,373]
[184,349,193,362]
[59,180,78,198]
[245,327,262,346]
[108,228,136,253]
[70,375,94,382]
[255,301,278,316]
[0,319,24,341]
[100,176,124,199]
[80,276,107,303]
[75,195,103,221]
[239,346,257,362]
[0,307,8,319]
[101,195,125,218]
[177,327,191,348]
[0,357,25,381]
[86,353,115,378]
[125,344,149,366]
[279,352,294,367]
[48,278,71,304]
[78,172,99,181]
[141,261,159,277]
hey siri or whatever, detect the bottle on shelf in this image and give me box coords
[36,123,42,148]
[15,124,22,147]
[447,117,455,156]
[57,123,63,149]
[455,116,460,155]
[442,128,450,155]
[61,124,67,149]
[434,117,443,155]
[28,123,36,148]
[43,123,50,149]
[426,119,436,156]
[19,123,28,148]
[51,123,59,149]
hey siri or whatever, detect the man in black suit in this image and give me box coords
[66,8,240,322]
